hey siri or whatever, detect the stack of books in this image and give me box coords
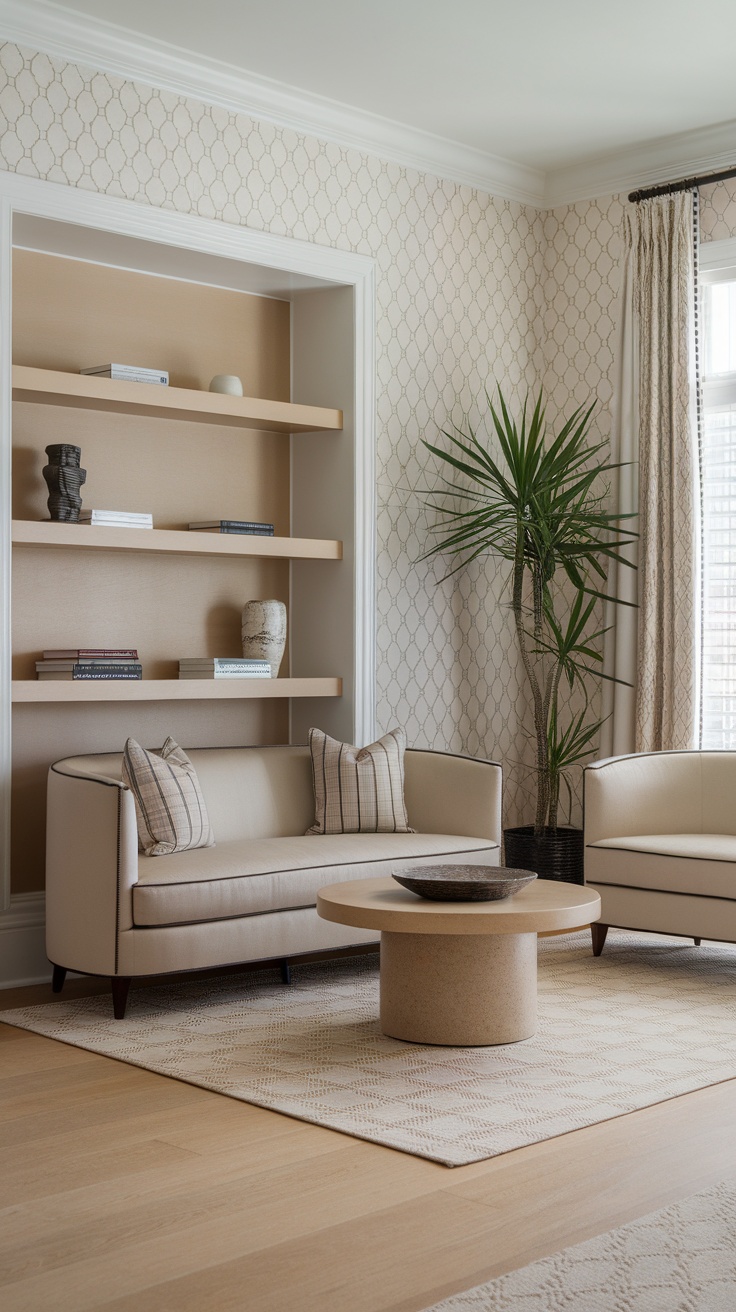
[36,649,142,680]
[80,364,169,386]
[179,658,271,680]
[79,510,153,529]
[188,520,275,536]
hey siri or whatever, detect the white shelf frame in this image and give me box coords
[0,171,377,913]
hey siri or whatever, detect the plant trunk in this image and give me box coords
[512,532,548,835]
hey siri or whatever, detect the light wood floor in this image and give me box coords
[2,967,736,1312]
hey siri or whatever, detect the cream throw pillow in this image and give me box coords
[307,726,414,835]
[122,736,215,856]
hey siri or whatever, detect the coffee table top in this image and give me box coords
[317,876,600,936]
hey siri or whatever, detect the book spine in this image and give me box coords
[178,671,271,679]
[81,366,168,383]
[72,666,142,679]
[179,663,270,672]
[74,658,141,665]
[81,517,154,525]
[189,523,274,533]
[36,662,142,671]
[43,650,139,659]
[218,526,275,535]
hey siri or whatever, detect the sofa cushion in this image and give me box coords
[586,834,736,900]
[307,726,413,835]
[123,737,215,856]
[132,833,500,927]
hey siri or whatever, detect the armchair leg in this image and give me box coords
[51,964,67,994]
[591,923,609,957]
[280,959,292,985]
[111,977,132,1020]
[694,937,702,946]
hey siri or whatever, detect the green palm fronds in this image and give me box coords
[421,389,636,833]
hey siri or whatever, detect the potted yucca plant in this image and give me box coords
[421,389,636,883]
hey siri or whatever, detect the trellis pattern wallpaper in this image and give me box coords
[700,178,736,240]
[0,40,548,823]
[3,38,734,829]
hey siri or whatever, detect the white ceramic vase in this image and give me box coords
[241,599,287,677]
[209,374,243,396]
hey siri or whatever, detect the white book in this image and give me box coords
[81,364,169,385]
[179,663,270,673]
[79,510,153,527]
[178,670,272,679]
[179,657,269,666]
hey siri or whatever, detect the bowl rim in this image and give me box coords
[393,865,537,884]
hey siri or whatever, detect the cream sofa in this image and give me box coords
[46,744,502,1017]
[584,750,736,954]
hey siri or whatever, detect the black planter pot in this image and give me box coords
[503,825,585,885]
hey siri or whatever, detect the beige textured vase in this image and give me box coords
[241,599,287,677]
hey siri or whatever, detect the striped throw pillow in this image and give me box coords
[122,737,215,856]
[307,726,414,835]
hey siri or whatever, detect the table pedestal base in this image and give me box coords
[379,929,537,1046]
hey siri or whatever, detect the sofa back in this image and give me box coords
[585,750,736,842]
[50,744,502,843]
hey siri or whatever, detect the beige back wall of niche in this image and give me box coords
[11,249,292,895]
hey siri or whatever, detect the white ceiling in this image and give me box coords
[3,0,736,206]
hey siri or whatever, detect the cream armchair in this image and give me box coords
[584,751,736,955]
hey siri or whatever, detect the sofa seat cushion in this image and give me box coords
[586,834,736,900]
[133,833,500,927]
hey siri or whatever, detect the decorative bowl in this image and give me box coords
[391,864,537,902]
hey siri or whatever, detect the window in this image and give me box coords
[699,251,736,747]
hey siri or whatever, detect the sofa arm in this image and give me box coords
[45,764,139,976]
[404,750,502,843]
[584,752,703,845]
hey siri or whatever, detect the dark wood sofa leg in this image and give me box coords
[591,923,609,957]
[280,959,292,985]
[111,977,132,1019]
[694,938,702,946]
[51,964,67,993]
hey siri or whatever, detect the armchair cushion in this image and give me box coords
[587,834,736,900]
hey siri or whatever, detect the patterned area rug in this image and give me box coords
[2,930,736,1166]
[422,1178,736,1310]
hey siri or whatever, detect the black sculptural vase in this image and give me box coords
[43,444,86,522]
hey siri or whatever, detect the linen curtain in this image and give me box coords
[599,228,639,759]
[603,192,698,755]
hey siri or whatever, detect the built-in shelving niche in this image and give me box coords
[2,195,375,903]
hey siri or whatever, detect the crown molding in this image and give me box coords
[2,1,735,214]
[545,119,736,209]
[0,0,545,207]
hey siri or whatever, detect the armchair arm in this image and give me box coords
[45,764,139,976]
[584,752,703,845]
[403,749,502,843]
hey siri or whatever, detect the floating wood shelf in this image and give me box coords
[12,677,342,703]
[12,366,343,434]
[12,521,343,561]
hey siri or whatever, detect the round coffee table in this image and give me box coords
[317,875,601,1046]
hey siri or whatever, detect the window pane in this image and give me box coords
[701,401,736,748]
[704,281,736,377]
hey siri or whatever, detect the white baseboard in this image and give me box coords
[0,891,50,987]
